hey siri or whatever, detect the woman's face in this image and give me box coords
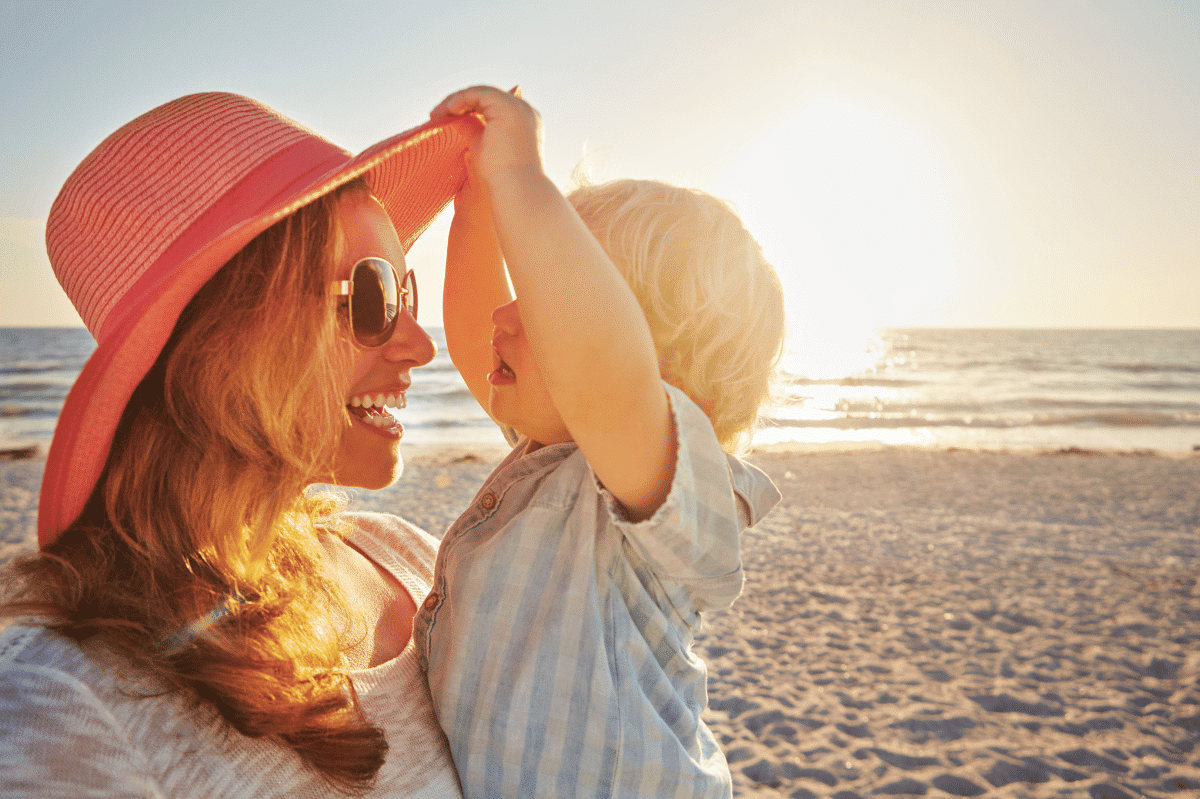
[326,190,435,489]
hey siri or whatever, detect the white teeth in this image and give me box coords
[347,391,407,411]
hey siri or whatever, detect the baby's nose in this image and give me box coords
[491,299,522,332]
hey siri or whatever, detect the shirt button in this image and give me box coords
[480,492,497,510]
[423,592,439,610]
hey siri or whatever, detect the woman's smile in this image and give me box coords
[346,387,408,436]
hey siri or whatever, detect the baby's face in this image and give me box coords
[487,299,571,445]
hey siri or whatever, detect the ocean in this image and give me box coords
[2,327,1198,455]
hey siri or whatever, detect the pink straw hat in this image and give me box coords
[39,92,481,547]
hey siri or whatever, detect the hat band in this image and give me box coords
[96,136,351,345]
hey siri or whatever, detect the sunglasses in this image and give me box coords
[332,257,417,347]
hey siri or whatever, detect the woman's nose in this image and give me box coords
[491,299,522,333]
[382,309,437,365]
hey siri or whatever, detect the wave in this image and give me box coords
[417,362,463,377]
[0,380,66,394]
[785,363,1200,386]
[762,409,1200,430]
[1101,361,1200,375]
[0,405,60,419]
[424,417,491,429]
[1137,380,1200,392]
[782,374,1200,399]
[824,397,1200,415]
[408,384,479,402]
[0,383,70,405]
[0,364,86,376]
[784,375,927,388]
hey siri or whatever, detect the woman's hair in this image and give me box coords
[568,179,786,452]
[2,179,385,793]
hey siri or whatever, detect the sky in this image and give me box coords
[2,0,1198,345]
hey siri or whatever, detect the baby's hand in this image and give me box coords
[430,86,543,186]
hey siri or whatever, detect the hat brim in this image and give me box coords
[38,113,481,545]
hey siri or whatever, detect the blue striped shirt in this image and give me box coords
[414,384,780,798]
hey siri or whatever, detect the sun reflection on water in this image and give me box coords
[781,323,884,382]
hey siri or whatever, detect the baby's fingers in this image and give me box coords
[432,85,543,179]
[430,86,503,120]
[428,91,473,121]
[431,85,536,127]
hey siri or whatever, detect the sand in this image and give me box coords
[3,445,1198,797]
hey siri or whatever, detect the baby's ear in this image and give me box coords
[659,350,694,396]
[661,348,691,373]
[659,348,680,378]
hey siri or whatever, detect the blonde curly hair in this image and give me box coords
[568,179,786,452]
[4,179,387,793]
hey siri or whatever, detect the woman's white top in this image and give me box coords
[0,512,463,798]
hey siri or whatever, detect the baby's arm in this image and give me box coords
[431,86,674,521]
[443,148,511,413]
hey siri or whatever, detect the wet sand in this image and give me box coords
[4,446,1198,797]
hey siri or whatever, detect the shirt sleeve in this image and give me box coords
[0,664,164,798]
[601,383,749,613]
[727,450,783,529]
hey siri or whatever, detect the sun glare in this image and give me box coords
[716,93,970,380]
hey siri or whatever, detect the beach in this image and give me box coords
[3,444,1198,797]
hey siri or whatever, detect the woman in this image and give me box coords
[0,92,479,797]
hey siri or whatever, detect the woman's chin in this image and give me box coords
[320,464,402,491]
[322,427,404,489]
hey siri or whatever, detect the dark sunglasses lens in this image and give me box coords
[352,259,398,345]
[402,269,418,320]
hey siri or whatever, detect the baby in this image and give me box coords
[414,86,786,798]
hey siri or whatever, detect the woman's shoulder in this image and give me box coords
[339,511,440,583]
[341,510,437,550]
[0,624,153,786]
[0,691,156,794]
[0,623,160,710]
[0,623,373,798]
[1,622,89,676]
